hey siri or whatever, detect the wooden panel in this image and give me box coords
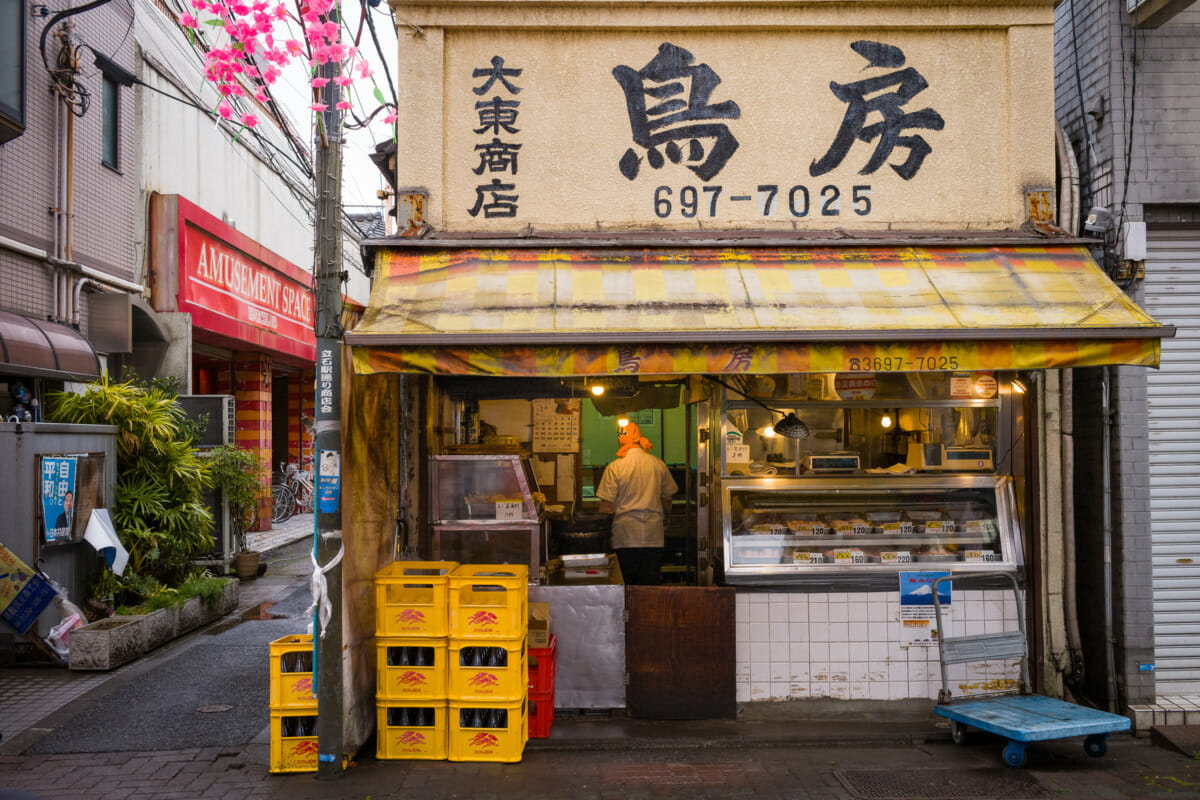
[625,586,735,719]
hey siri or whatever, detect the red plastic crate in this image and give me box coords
[528,690,554,739]
[527,634,557,694]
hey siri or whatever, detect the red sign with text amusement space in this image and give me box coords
[176,196,315,362]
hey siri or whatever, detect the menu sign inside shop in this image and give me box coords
[179,223,315,359]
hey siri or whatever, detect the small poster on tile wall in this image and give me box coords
[899,571,951,647]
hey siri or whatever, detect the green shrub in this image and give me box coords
[48,376,214,600]
[205,444,269,551]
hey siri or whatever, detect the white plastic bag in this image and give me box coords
[47,613,83,658]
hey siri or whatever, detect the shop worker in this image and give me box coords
[596,422,678,586]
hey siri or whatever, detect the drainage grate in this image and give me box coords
[835,768,1050,800]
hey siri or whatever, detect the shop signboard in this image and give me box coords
[172,196,315,362]
[397,9,1055,231]
[0,542,57,635]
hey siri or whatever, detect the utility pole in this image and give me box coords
[312,4,345,781]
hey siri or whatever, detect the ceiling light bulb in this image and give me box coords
[881,414,893,429]
[1011,379,1026,395]
[762,426,776,438]
[617,417,629,429]
[591,384,605,396]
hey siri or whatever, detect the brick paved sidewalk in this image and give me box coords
[4,736,1200,800]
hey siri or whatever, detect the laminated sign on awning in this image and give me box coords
[347,245,1172,377]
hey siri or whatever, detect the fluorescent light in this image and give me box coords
[1012,379,1027,394]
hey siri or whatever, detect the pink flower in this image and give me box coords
[180,12,198,27]
[334,76,351,86]
[241,113,259,127]
[310,77,329,88]
[309,103,327,112]
[217,102,234,119]
[335,100,351,110]
[383,112,397,125]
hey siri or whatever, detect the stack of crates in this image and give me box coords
[527,634,557,738]
[447,564,530,763]
[374,560,458,760]
[269,635,318,773]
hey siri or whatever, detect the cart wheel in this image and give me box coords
[1003,741,1028,767]
[950,720,967,745]
[1084,734,1108,758]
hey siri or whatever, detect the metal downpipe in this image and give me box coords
[1101,367,1118,713]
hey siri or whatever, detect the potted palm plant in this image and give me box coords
[207,445,269,579]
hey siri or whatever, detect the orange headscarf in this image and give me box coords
[617,422,653,458]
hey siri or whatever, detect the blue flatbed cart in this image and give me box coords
[931,572,1131,767]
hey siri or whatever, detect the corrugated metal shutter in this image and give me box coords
[1146,227,1200,695]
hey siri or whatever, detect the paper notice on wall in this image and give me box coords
[531,456,555,488]
[556,454,575,503]
[532,398,580,452]
[900,606,941,646]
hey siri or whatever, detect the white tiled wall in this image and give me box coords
[735,589,1021,702]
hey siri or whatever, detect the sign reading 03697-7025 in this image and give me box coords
[431,22,1052,231]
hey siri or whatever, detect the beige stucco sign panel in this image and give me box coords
[391,1,1056,232]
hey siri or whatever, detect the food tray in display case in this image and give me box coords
[721,475,1021,582]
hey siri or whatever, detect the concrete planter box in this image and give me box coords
[212,579,238,619]
[177,596,205,636]
[140,607,175,652]
[69,617,144,671]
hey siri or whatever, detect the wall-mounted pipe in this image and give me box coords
[71,277,93,326]
[1101,367,1119,713]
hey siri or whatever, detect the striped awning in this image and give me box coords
[347,245,1172,376]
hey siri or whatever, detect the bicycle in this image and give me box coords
[271,462,314,523]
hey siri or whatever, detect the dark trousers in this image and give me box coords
[616,547,663,586]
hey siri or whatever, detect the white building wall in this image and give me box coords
[134,0,369,304]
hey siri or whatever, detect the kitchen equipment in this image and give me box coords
[944,447,995,471]
[804,453,860,473]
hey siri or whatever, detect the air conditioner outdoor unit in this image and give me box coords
[178,395,237,573]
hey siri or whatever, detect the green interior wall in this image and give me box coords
[580,400,688,472]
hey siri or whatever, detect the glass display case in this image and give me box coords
[430,455,546,579]
[721,475,1022,581]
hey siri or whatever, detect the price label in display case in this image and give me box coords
[881,551,913,564]
[834,550,867,564]
[495,501,524,521]
[964,550,997,563]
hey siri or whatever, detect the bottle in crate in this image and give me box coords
[377,637,447,700]
[376,702,447,760]
[270,635,316,711]
[448,636,527,701]
[449,698,527,763]
[270,711,319,773]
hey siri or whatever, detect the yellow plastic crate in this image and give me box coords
[448,636,527,702]
[376,637,448,700]
[447,698,528,763]
[269,711,319,773]
[376,702,447,760]
[375,560,459,638]
[269,635,316,711]
[448,565,529,640]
